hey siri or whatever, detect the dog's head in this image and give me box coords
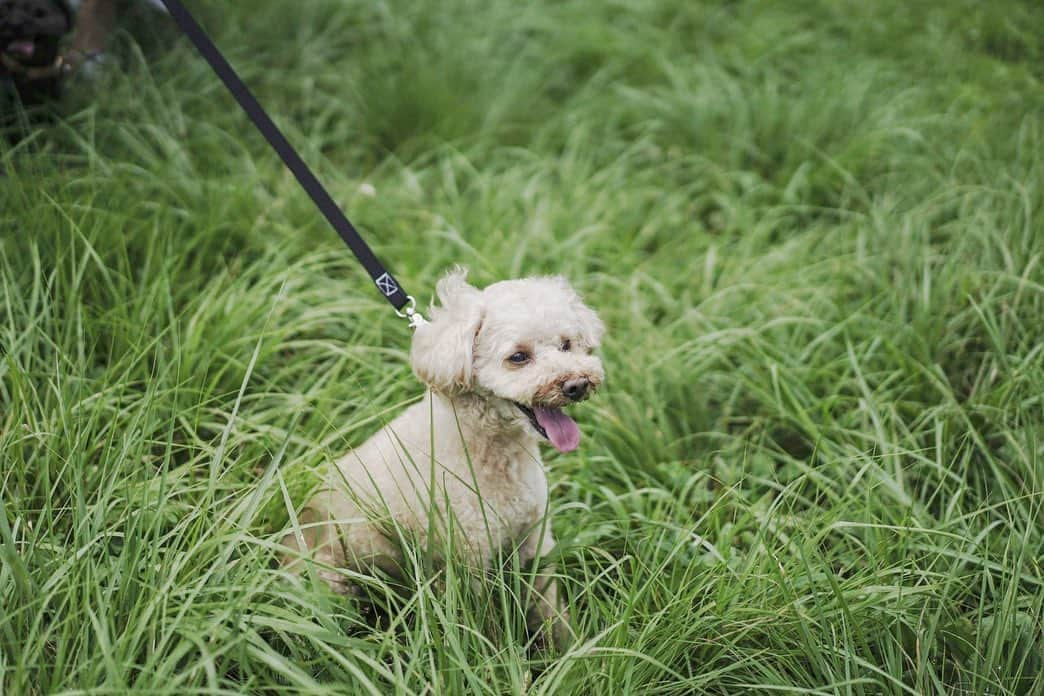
[411,268,605,452]
[0,0,70,72]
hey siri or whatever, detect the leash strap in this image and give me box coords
[159,0,420,320]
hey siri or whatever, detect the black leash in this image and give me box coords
[158,0,424,326]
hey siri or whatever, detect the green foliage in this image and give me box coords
[1,0,1041,692]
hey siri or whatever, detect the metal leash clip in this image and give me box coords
[395,296,428,329]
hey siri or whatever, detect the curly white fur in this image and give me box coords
[282,268,605,646]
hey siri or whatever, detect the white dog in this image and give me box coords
[282,268,605,646]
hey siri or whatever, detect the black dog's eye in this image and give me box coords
[508,351,530,364]
[560,339,571,352]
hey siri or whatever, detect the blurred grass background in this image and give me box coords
[1,0,1042,692]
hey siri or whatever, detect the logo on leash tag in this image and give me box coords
[375,273,399,297]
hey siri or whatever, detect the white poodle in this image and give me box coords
[282,268,605,646]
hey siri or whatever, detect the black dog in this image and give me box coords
[0,0,72,111]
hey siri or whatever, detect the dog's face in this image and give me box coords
[411,269,605,452]
[0,0,70,70]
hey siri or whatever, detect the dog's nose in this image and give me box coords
[1,14,22,31]
[562,377,590,401]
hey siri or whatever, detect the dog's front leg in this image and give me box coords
[520,526,571,649]
[281,506,359,596]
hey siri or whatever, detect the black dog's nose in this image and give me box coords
[562,377,590,401]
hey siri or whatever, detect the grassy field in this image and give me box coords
[2,0,1042,692]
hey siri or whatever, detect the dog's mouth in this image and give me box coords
[3,36,61,68]
[5,39,35,60]
[513,403,582,453]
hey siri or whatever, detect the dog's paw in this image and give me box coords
[549,615,573,651]
[316,568,360,597]
[527,607,573,653]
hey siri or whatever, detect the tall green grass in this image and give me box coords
[2,0,1042,692]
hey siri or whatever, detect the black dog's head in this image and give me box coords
[0,0,70,71]
[1,0,71,114]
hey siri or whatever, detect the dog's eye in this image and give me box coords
[560,339,571,352]
[508,351,530,364]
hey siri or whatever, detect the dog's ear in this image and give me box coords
[549,276,605,347]
[575,300,605,347]
[410,268,484,392]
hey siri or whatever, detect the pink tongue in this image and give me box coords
[8,41,35,58]
[534,407,581,452]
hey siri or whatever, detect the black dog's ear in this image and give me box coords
[410,268,484,392]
